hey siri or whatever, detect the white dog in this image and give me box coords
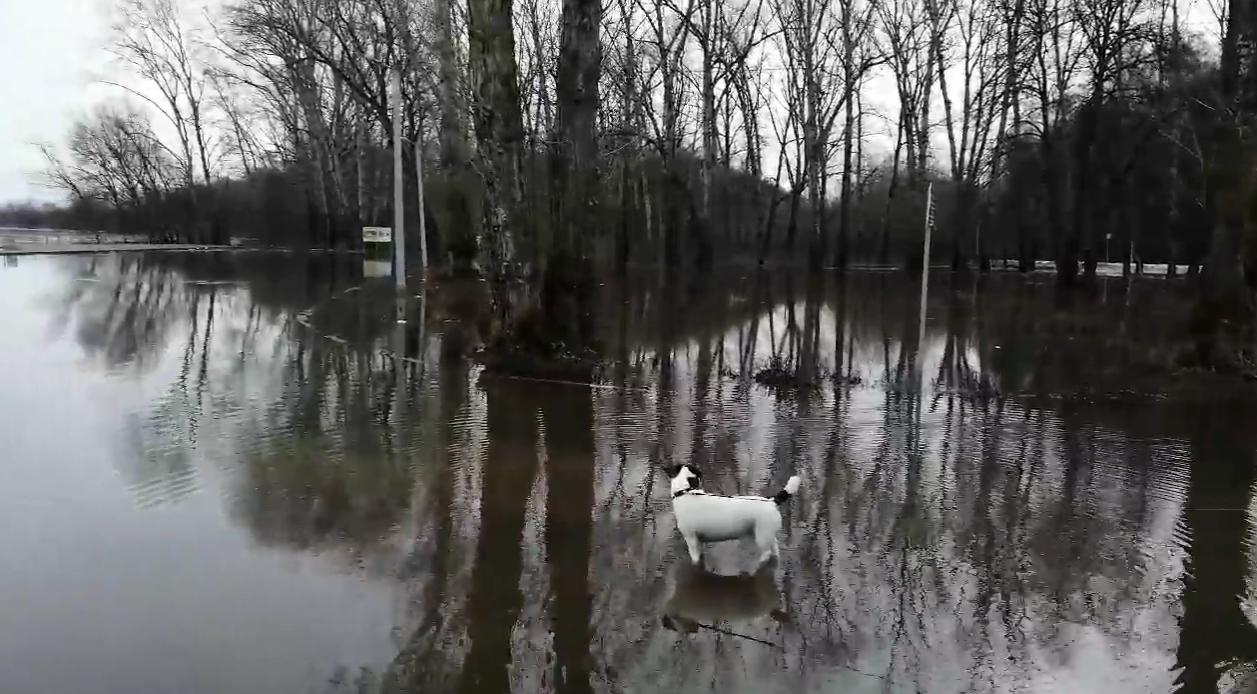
[667,464,801,567]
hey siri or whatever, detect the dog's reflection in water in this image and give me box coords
[661,560,789,635]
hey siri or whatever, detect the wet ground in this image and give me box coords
[2,252,1256,693]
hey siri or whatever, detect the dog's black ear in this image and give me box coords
[665,464,681,478]
[684,463,703,478]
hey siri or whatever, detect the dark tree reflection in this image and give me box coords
[542,385,596,694]
[55,253,1257,693]
[1175,406,1257,692]
[458,381,542,693]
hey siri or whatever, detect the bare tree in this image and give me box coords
[516,0,559,149]
[1021,0,1082,277]
[1200,0,1257,329]
[39,0,1257,330]
[1068,0,1156,282]
[637,0,696,268]
[43,106,180,240]
[928,0,1007,271]
[834,0,881,268]
[774,0,846,265]
[469,0,528,277]
[111,0,215,189]
[108,0,224,242]
[876,0,937,263]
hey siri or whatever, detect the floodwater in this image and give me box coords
[2,252,1256,694]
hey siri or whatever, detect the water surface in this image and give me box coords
[1,252,1255,693]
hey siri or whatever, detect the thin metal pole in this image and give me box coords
[917,182,933,356]
[416,289,426,378]
[974,218,981,270]
[414,133,428,276]
[391,69,406,289]
[394,299,406,429]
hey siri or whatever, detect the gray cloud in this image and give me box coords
[0,0,110,203]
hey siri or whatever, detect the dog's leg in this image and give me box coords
[682,532,702,565]
[754,527,776,566]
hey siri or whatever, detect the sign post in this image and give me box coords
[414,135,428,276]
[362,226,392,244]
[363,226,393,278]
[918,182,935,361]
[391,69,406,290]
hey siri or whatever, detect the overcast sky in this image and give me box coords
[0,0,111,204]
[0,0,1221,206]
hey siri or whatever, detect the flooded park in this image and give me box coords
[2,251,1257,693]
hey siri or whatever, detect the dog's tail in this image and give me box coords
[772,476,801,505]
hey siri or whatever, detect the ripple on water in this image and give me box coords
[18,255,1257,694]
[126,456,200,509]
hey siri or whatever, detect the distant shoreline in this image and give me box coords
[0,243,231,255]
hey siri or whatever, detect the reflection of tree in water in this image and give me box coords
[57,251,432,523]
[233,435,412,553]
[1175,407,1257,692]
[540,387,597,693]
[453,382,542,693]
[220,295,486,567]
[59,255,1257,692]
[381,346,474,692]
[59,254,198,369]
[57,254,260,505]
[377,271,1255,693]
[378,381,599,694]
[569,272,1240,692]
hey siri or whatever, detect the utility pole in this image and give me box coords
[391,69,406,289]
[414,133,428,276]
[917,182,935,358]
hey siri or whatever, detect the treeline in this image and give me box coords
[36,0,1257,350]
[0,200,109,230]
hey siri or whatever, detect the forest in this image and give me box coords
[29,0,1257,364]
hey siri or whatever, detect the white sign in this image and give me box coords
[363,226,393,243]
[363,259,391,278]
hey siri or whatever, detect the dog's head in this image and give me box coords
[666,463,703,494]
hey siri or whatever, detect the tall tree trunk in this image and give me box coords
[437,0,475,266]
[883,111,904,267]
[659,6,681,271]
[805,126,825,270]
[616,0,638,269]
[555,0,602,241]
[786,189,801,255]
[836,82,855,269]
[468,0,526,278]
[700,0,717,228]
[548,0,602,351]
[916,50,935,181]
[356,120,368,231]
[855,88,865,261]
[295,61,341,249]
[1202,0,1256,321]
[1041,129,1072,284]
[1071,93,1102,285]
